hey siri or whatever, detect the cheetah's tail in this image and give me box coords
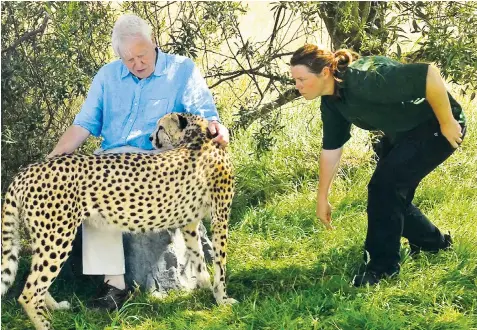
[1,190,21,296]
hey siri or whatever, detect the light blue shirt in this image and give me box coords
[73,49,219,150]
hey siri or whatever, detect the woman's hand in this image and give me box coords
[440,119,463,148]
[426,65,463,149]
[316,197,334,230]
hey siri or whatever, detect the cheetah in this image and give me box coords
[1,113,236,330]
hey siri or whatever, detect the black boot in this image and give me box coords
[352,257,400,288]
[88,281,131,311]
[409,232,453,256]
[352,267,400,287]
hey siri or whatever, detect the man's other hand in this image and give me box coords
[208,121,229,147]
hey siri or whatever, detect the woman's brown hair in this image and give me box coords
[290,44,359,97]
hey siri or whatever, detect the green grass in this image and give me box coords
[2,95,477,329]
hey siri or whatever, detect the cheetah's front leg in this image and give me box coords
[181,222,211,289]
[210,210,237,305]
[46,292,71,310]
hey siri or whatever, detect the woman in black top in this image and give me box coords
[290,44,466,286]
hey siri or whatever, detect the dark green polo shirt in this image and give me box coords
[321,56,466,150]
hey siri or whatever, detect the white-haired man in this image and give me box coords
[48,14,229,310]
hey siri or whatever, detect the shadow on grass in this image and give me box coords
[228,244,364,299]
[2,242,362,328]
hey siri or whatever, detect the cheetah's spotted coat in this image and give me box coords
[1,113,236,330]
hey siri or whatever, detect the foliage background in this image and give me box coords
[2,1,477,190]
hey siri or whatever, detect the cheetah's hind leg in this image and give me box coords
[18,234,75,329]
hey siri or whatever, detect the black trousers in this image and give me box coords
[365,118,466,273]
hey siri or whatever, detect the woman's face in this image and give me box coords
[290,65,330,100]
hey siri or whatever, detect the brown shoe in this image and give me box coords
[88,281,130,311]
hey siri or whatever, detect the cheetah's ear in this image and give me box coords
[177,114,188,130]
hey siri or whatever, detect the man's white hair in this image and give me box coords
[112,14,153,57]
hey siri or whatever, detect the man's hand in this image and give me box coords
[440,118,463,149]
[316,197,334,230]
[46,151,62,159]
[208,121,229,147]
[46,125,90,160]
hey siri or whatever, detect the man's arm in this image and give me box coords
[426,65,463,148]
[317,147,343,230]
[180,59,229,146]
[48,67,104,159]
[47,125,91,158]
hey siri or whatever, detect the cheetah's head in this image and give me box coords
[149,113,210,149]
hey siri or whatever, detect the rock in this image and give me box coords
[124,224,214,293]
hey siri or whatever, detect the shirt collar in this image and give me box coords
[120,47,167,79]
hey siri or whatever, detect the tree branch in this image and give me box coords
[204,51,294,79]
[267,4,284,56]
[234,88,301,129]
[209,72,243,89]
[2,13,49,54]
[207,67,293,89]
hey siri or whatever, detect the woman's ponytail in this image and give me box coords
[332,49,358,72]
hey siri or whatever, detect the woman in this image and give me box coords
[290,44,466,286]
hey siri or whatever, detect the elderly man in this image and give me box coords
[47,14,229,309]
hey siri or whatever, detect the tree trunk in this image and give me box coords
[317,1,387,54]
